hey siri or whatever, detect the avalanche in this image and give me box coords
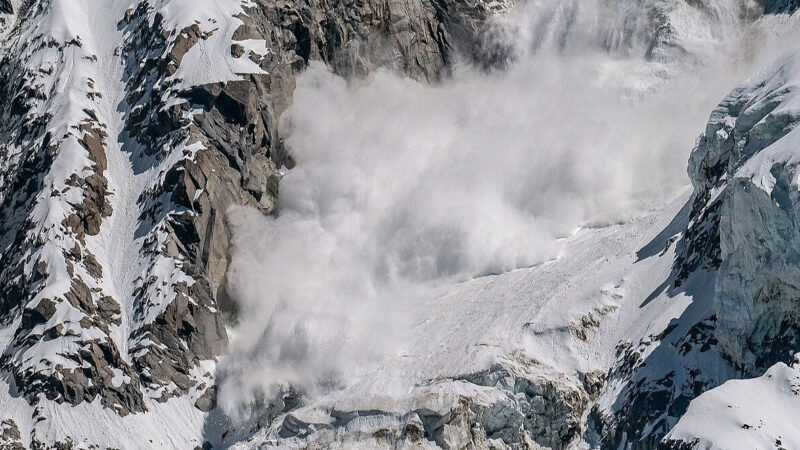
[0,0,798,449]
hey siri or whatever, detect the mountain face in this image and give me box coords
[592,48,800,450]
[0,0,510,446]
[662,49,800,450]
[0,0,797,449]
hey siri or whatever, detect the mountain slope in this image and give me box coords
[0,0,508,447]
[0,0,798,449]
[228,188,695,449]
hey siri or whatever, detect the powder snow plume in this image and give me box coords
[216,0,799,418]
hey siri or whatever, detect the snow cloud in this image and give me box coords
[215,0,799,418]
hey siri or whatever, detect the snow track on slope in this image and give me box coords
[86,0,150,365]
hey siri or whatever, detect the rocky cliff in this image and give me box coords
[657,48,800,450]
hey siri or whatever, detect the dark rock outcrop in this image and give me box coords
[760,0,800,14]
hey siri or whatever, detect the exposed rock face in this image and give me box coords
[0,0,145,414]
[760,0,800,13]
[235,0,512,83]
[0,419,24,450]
[591,311,736,449]
[0,0,509,434]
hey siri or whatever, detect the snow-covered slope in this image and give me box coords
[0,0,513,447]
[0,0,798,449]
[665,360,800,449]
[225,188,694,449]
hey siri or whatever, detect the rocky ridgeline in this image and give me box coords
[0,0,144,414]
[687,53,800,374]
[656,50,800,449]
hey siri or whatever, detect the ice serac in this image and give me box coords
[684,51,800,373]
[660,50,800,449]
[234,360,596,449]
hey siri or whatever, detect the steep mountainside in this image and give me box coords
[663,47,800,450]
[0,0,797,449]
[0,0,506,447]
